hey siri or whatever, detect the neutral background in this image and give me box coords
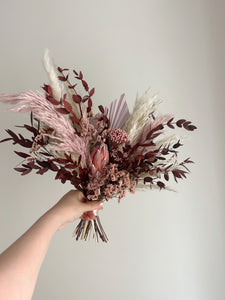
[0,1,224,299]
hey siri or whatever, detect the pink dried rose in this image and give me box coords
[89,143,109,178]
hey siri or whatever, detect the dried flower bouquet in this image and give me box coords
[0,50,196,242]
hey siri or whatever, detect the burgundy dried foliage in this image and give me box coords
[0,65,197,228]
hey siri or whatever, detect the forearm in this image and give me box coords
[0,208,60,300]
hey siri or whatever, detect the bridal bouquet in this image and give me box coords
[0,50,196,242]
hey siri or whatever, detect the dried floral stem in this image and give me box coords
[73,216,108,243]
[81,220,88,240]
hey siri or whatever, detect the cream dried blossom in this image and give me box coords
[43,49,83,120]
[124,88,162,143]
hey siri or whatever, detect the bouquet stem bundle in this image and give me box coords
[73,217,108,242]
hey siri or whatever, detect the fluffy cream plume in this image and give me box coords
[0,91,89,167]
[42,49,62,101]
[42,49,82,119]
[124,88,162,143]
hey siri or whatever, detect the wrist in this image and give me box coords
[42,207,63,233]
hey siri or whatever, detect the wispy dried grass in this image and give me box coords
[0,91,89,167]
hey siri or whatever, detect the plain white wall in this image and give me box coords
[0,1,224,299]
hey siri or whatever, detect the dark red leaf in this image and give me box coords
[27,161,39,169]
[70,114,80,124]
[183,121,192,130]
[0,137,12,143]
[144,177,153,184]
[150,132,163,140]
[37,120,40,132]
[82,95,89,102]
[88,98,92,108]
[157,181,165,189]
[172,170,182,179]
[184,158,194,164]
[6,129,18,141]
[79,71,83,79]
[37,161,50,168]
[20,140,33,148]
[156,156,166,160]
[64,152,73,162]
[18,134,25,142]
[49,162,59,171]
[42,84,48,93]
[82,80,89,91]
[154,124,164,131]
[14,167,27,172]
[145,152,156,159]
[63,94,67,101]
[14,151,30,158]
[23,124,38,135]
[63,100,72,112]
[73,69,78,76]
[98,105,104,113]
[52,158,68,164]
[72,170,78,176]
[164,173,169,181]
[161,148,169,155]
[30,111,33,126]
[173,140,183,148]
[56,107,69,114]
[65,164,76,169]
[167,117,174,124]
[21,168,32,176]
[39,151,53,157]
[103,115,109,123]
[89,88,95,97]
[187,125,197,131]
[58,76,67,81]
[72,94,82,103]
[165,164,173,170]
[167,123,175,129]
[47,85,53,97]
[47,97,60,105]
[55,168,65,179]
[36,167,49,175]
[68,84,77,89]
[176,119,186,127]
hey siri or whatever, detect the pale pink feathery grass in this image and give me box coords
[0,91,89,167]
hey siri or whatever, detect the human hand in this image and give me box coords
[49,190,103,231]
